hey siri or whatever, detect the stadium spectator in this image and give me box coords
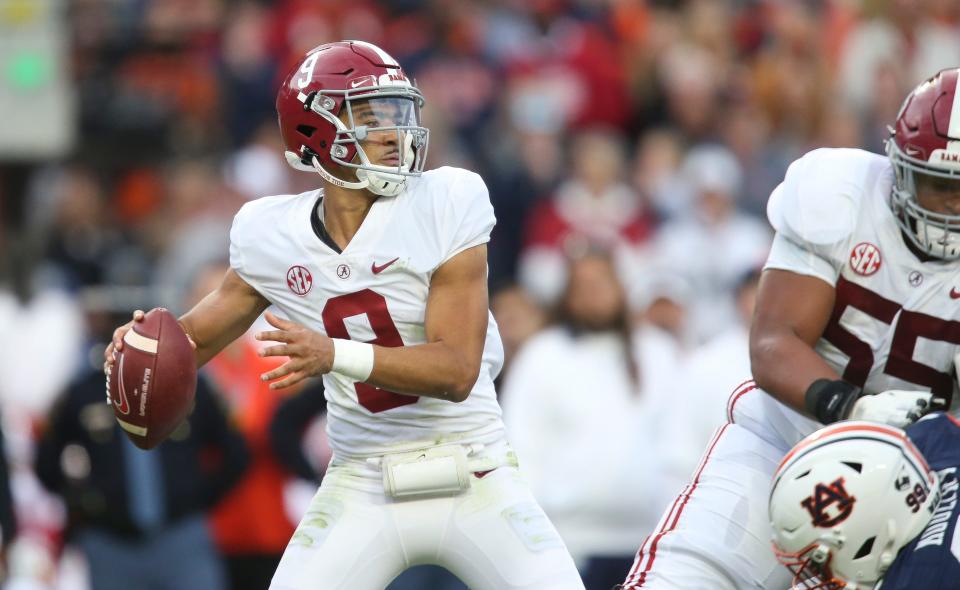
[488,282,548,386]
[187,262,299,590]
[35,312,249,590]
[501,245,681,590]
[268,383,327,485]
[519,129,655,305]
[650,144,771,342]
[669,269,762,470]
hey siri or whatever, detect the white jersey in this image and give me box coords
[740,148,960,447]
[621,148,960,590]
[229,167,506,458]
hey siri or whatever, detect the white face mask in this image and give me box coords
[887,140,960,260]
[284,91,430,196]
[324,93,429,196]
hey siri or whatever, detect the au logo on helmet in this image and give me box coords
[801,477,857,528]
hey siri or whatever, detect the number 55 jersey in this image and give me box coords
[735,147,960,449]
[622,147,960,590]
[228,166,506,458]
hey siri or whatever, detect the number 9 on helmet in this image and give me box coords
[768,422,940,589]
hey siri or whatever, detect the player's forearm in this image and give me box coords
[180,296,265,367]
[750,328,841,415]
[365,342,481,402]
[179,311,246,367]
[180,270,270,367]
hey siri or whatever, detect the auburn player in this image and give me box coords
[770,414,940,590]
[104,41,584,590]
[621,68,960,589]
[769,415,960,590]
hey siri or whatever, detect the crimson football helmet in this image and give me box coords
[276,40,428,197]
[887,68,960,260]
[769,422,940,590]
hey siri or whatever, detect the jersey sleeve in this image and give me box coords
[764,233,842,285]
[229,202,261,293]
[763,148,865,286]
[436,169,496,266]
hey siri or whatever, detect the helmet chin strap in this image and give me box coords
[920,222,960,260]
[351,133,415,197]
[283,144,410,197]
[283,149,372,190]
[356,168,405,197]
[310,155,370,191]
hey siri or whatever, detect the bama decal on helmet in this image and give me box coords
[801,477,857,528]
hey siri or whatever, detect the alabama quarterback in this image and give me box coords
[621,68,960,589]
[105,40,584,590]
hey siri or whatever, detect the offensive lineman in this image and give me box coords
[104,41,585,590]
[621,68,960,589]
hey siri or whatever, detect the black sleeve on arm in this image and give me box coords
[268,379,326,482]
[35,392,76,494]
[194,376,250,508]
[804,378,863,424]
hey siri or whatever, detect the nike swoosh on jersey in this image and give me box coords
[371,257,400,274]
[951,287,960,300]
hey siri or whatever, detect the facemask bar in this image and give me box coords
[773,543,850,590]
[310,87,428,173]
[336,93,428,175]
[886,138,960,260]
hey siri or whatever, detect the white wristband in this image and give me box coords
[331,339,375,382]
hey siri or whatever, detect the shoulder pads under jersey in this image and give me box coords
[767,148,885,246]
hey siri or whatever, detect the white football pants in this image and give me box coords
[621,383,794,590]
[269,442,585,590]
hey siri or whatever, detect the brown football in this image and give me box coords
[107,308,197,449]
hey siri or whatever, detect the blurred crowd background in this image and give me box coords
[0,0,959,588]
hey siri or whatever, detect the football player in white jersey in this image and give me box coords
[620,68,960,589]
[104,40,584,590]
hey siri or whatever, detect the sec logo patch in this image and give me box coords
[849,242,881,276]
[287,265,313,296]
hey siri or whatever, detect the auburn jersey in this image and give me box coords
[736,148,960,447]
[229,167,506,458]
[881,413,960,589]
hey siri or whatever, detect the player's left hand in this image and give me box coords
[256,312,334,389]
[847,390,943,428]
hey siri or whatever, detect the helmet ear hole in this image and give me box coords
[841,461,862,473]
[853,536,875,560]
[297,125,317,138]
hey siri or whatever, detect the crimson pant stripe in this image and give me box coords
[726,379,757,423]
[622,423,731,588]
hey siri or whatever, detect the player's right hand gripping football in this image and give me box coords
[103,310,196,374]
[103,309,147,375]
[848,390,942,428]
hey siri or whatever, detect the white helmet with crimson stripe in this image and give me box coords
[768,421,939,589]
